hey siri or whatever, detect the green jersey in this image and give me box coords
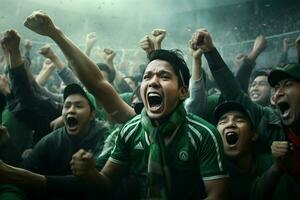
[109,111,228,199]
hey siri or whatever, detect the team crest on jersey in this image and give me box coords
[179,150,189,161]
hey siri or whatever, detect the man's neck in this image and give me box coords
[231,152,255,174]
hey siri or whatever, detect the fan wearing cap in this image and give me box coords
[62,83,97,136]
[193,27,300,199]
[214,101,282,199]
[268,63,300,188]
[0,83,108,199]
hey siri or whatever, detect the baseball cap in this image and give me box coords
[63,83,96,111]
[214,101,252,125]
[268,63,300,87]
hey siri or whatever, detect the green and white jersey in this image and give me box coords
[109,113,228,199]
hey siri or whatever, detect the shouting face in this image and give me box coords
[140,59,188,121]
[217,111,257,158]
[62,94,95,136]
[273,78,300,127]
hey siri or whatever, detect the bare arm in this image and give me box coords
[84,32,97,57]
[24,11,135,123]
[0,160,47,190]
[35,58,55,86]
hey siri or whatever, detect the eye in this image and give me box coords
[284,80,293,87]
[217,120,226,125]
[143,74,150,80]
[236,118,246,123]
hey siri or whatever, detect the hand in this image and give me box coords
[24,39,33,51]
[24,10,58,37]
[85,32,97,49]
[283,38,292,51]
[271,141,294,171]
[252,35,267,54]
[191,28,214,53]
[248,35,267,60]
[189,39,203,59]
[0,75,10,96]
[0,29,21,55]
[70,149,96,178]
[103,48,115,63]
[39,44,56,59]
[139,35,154,54]
[41,58,55,70]
[234,53,246,67]
[152,28,167,49]
[0,125,10,147]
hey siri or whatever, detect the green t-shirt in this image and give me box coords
[109,113,228,199]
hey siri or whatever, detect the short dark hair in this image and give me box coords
[250,68,272,83]
[147,49,190,87]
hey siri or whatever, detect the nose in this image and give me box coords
[67,104,76,113]
[224,119,237,129]
[148,75,160,88]
[273,86,285,103]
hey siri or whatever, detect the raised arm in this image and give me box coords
[235,35,267,92]
[192,29,269,129]
[151,28,167,50]
[24,11,135,123]
[35,58,55,86]
[84,32,97,57]
[185,38,207,117]
[277,38,292,66]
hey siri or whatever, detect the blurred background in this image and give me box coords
[1,0,299,71]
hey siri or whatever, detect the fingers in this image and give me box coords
[271,141,293,158]
[139,35,154,52]
[39,44,51,55]
[70,149,95,177]
[152,28,166,37]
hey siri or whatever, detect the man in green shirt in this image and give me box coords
[22,11,228,199]
[70,49,228,200]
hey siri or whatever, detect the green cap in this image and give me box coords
[268,63,300,87]
[63,83,96,111]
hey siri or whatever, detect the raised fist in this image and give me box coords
[103,48,115,62]
[39,44,56,59]
[152,28,167,47]
[191,28,214,53]
[0,29,21,54]
[24,10,58,37]
[139,35,154,53]
[86,32,97,48]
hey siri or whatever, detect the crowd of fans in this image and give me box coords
[0,2,300,200]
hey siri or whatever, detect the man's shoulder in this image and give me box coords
[186,112,217,132]
[119,114,142,139]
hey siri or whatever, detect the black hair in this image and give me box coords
[147,49,190,87]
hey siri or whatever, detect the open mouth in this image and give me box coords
[147,92,163,112]
[277,102,290,118]
[66,116,79,129]
[225,132,238,146]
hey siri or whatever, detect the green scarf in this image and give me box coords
[141,104,186,200]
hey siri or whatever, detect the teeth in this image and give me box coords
[148,93,160,97]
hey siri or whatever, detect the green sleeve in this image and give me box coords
[198,122,228,180]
